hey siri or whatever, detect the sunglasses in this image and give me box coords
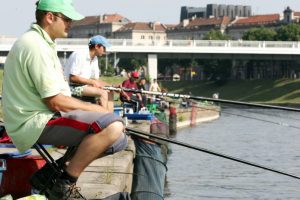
[52,13,72,23]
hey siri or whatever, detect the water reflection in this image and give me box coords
[165,108,300,200]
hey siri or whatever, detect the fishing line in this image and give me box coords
[192,104,300,130]
[221,104,300,121]
[126,127,300,180]
[149,97,300,130]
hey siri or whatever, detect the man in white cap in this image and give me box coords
[64,35,114,112]
[2,0,127,199]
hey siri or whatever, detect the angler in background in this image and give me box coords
[120,71,143,112]
[64,35,114,112]
[137,77,148,107]
[149,78,161,92]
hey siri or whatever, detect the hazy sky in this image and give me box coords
[1,0,300,37]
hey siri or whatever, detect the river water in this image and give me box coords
[164,107,300,200]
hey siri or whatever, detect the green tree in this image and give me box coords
[118,58,132,71]
[242,27,277,41]
[203,59,231,85]
[98,57,115,76]
[105,64,115,77]
[203,29,231,40]
[158,59,173,76]
[118,58,147,72]
[98,57,106,76]
[276,24,300,41]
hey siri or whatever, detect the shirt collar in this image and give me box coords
[86,50,97,62]
[30,23,56,48]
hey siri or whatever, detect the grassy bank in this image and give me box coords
[0,69,299,105]
[161,79,300,105]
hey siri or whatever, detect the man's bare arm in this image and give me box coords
[70,74,109,88]
[44,93,108,113]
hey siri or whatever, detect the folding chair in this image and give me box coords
[32,143,77,194]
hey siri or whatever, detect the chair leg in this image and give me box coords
[32,143,77,194]
[33,143,61,172]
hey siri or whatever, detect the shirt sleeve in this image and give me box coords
[68,51,82,76]
[25,44,65,98]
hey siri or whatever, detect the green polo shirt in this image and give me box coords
[2,24,71,152]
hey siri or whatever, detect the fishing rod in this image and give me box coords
[192,104,300,130]
[144,94,300,129]
[106,86,300,129]
[126,127,300,180]
[104,86,300,112]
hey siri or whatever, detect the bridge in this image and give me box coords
[1,38,300,78]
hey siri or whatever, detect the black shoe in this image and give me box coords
[47,178,86,200]
[29,162,61,193]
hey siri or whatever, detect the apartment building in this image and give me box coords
[167,16,231,40]
[227,14,281,40]
[227,7,300,39]
[172,7,299,40]
[114,21,168,44]
[67,7,299,41]
[69,14,131,38]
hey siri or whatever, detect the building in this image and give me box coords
[283,6,300,23]
[167,16,231,40]
[180,4,252,22]
[69,14,131,38]
[172,7,299,41]
[114,21,168,44]
[180,6,206,22]
[227,7,300,40]
[227,14,281,40]
[206,4,251,19]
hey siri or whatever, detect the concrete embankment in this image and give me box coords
[175,105,220,129]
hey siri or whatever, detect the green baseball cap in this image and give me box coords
[37,0,84,21]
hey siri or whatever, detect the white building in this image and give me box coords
[69,14,131,38]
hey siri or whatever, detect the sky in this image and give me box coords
[1,0,300,37]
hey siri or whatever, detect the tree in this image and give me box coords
[158,59,173,77]
[98,57,106,76]
[98,57,115,76]
[118,58,146,72]
[242,27,276,41]
[276,24,300,41]
[203,29,231,40]
[203,59,231,85]
[105,64,115,77]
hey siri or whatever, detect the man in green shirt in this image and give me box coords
[2,0,127,199]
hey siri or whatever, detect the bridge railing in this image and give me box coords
[1,37,300,50]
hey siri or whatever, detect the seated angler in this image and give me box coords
[120,71,143,112]
[64,35,114,112]
[2,0,127,199]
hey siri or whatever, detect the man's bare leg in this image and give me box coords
[107,92,114,113]
[65,121,124,177]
